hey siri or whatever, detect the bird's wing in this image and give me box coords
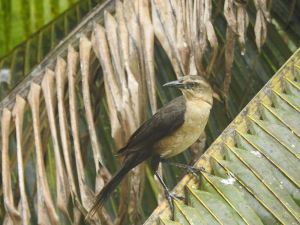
[117,96,186,157]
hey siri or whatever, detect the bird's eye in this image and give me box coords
[190,82,195,88]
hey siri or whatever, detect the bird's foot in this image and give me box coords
[164,188,185,212]
[185,166,208,182]
[160,159,209,182]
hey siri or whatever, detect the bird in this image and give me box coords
[86,75,213,219]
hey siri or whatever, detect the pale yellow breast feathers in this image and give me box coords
[155,100,212,158]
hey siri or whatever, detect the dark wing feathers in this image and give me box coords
[117,96,186,156]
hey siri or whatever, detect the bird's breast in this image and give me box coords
[154,100,211,158]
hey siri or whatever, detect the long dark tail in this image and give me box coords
[86,151,150,219]
[86,163,129,219]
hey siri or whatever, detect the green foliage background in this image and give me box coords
[0,0,80,58]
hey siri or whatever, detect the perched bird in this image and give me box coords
[86,75,213,219]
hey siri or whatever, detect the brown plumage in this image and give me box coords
[86,75,213,219]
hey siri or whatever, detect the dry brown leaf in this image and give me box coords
[7,123,31,172]
[237,5,246,55]
[254,9,263,52]
[67,45,102,223]
[185,0,198,75]
[12,96,31,224]
[254,0,271,23]
[6,110,35,181]
[105,11,137,138]
[185,0,192,48]
[176,0,190,74]
[206,21,218,76]
[115,1,129,81]
[105,12,123,89]
[116,1,140,128]
[261,13,267,48]
[117,3,146,126]
[93,23,124,150]
[80,34,109,194]
[223,26,236,106]
[204,0,212,22]
[192,0,207,77]
[204,0,214,77]
[253,0,270,52]
[124,0,148,123]
[27,83,59,225]
[224,0,237,33]
[91,32,100,60]
[152,0,184,78]
[2,108,22,225]
[245,6,249,33]
[41,69,71,220]
[66,45,82,197]
[93,23,130,223]
[123,0,141,56]
[139,0,157,114]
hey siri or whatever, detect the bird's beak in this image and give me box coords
[163,80,186,89]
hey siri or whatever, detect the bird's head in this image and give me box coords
[163,75,213,105]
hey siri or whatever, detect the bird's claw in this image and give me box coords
[164,188,185,212]
[185,166,208,182]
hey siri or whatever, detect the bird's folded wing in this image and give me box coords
[117,96,186,157]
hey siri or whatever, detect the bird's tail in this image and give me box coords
[86,149,151,220]
[86,163,129,219]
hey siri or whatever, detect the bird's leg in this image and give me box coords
[160,158,208,182]
[154,171,185,212]
[152,156,185,211]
